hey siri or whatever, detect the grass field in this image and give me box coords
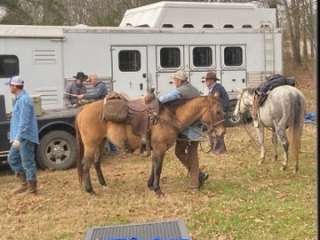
[0,69,316,240]
[0,122,316,240]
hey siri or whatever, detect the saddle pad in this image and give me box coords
[85,219,190,240]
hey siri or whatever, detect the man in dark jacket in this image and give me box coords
[64,72,87,107]
[203,71,229,112]
[203,71,229,154]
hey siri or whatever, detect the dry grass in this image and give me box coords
[0,123,316,240]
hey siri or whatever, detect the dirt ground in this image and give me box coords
[0,70,316,240]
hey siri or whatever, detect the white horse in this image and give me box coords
[233,85,305,172]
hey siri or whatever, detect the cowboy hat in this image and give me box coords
[202,71,219,81]
[73,72,88,81]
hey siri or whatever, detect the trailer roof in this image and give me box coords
[0,25,64,38]
[0,24,280,38]
[126,1,262,13]
[120,1,276,29]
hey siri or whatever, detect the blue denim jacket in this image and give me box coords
[10,90,39,144]
[158,89,182,103]
[159,88,203,141]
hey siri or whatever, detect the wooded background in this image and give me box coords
[0,0,317,66]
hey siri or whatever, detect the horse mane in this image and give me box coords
[160,96,207,114]
[243,87,256,95]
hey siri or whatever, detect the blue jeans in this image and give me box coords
[8,139,37,181]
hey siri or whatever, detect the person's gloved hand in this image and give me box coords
[12,140,20,149]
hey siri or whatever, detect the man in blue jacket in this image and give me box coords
[159,70,208,187]
[77,74,107,101]
[6,76,39,194]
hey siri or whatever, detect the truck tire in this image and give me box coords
[37,130,76,170]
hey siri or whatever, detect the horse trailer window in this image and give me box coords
[160,48,180,68]
[193,47,212,67]
[203,24,214,28]
[183,24,194,28]
[0,55,19,78]
[118,50,141,72]
[224,47,243,66]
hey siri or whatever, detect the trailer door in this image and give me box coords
[189,45,216,95]
[156,46,184,95]
[112,46,147,97]
[220,45,246,93]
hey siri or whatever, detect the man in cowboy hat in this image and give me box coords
[64,72,87,107]
[203,70,229,113]
[203,70,229,154]
[6,76,39,194]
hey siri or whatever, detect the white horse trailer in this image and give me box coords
[0,1,282,113]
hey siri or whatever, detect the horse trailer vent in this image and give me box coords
[85,219,190,240]
[33,49,56,64]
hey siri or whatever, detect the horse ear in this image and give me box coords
[150,88,155,94]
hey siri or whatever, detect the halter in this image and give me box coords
[202,101,225,135]
[235,90,252,117]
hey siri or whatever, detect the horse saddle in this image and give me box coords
[255,74,296,106]
[127,97,160,137]
[102,92,129,122]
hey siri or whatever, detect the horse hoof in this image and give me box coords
[199,172,209,187]
[280,165,287,171]
[155,189,165,198]
[85,186,96,194]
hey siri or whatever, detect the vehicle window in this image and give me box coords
[183,24,194,28]
[162,24,174,28]
[119,50,141,72]
[203,24,214,28]
[224,47,243,66]
[160,48,180,68]
[0,55,19,78]
[224,24,234,28]
[193,47,212,67]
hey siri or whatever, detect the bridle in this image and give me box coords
[235,90,252,117]
[202,100,225,135]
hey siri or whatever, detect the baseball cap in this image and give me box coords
[5,76,24,86]
[172,70,188,81]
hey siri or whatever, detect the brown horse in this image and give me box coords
[75,94,225,196]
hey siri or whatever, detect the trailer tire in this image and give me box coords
[37,130,76,170]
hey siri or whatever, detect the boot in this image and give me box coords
[27,180,37,194]
[12,172,28,194]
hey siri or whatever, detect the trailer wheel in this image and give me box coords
[37,130,76,170]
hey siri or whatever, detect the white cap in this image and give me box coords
[6,76,24,86]
[172,70,188,81]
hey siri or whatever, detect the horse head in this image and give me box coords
[201,94,226,140]
[233,88,255,117]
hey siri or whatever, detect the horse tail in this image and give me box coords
[288,94,305,171]
[75,115,84,185]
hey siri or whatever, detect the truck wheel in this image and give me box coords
[37,130,76,170]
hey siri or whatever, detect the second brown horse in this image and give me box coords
[75,94,225,196]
